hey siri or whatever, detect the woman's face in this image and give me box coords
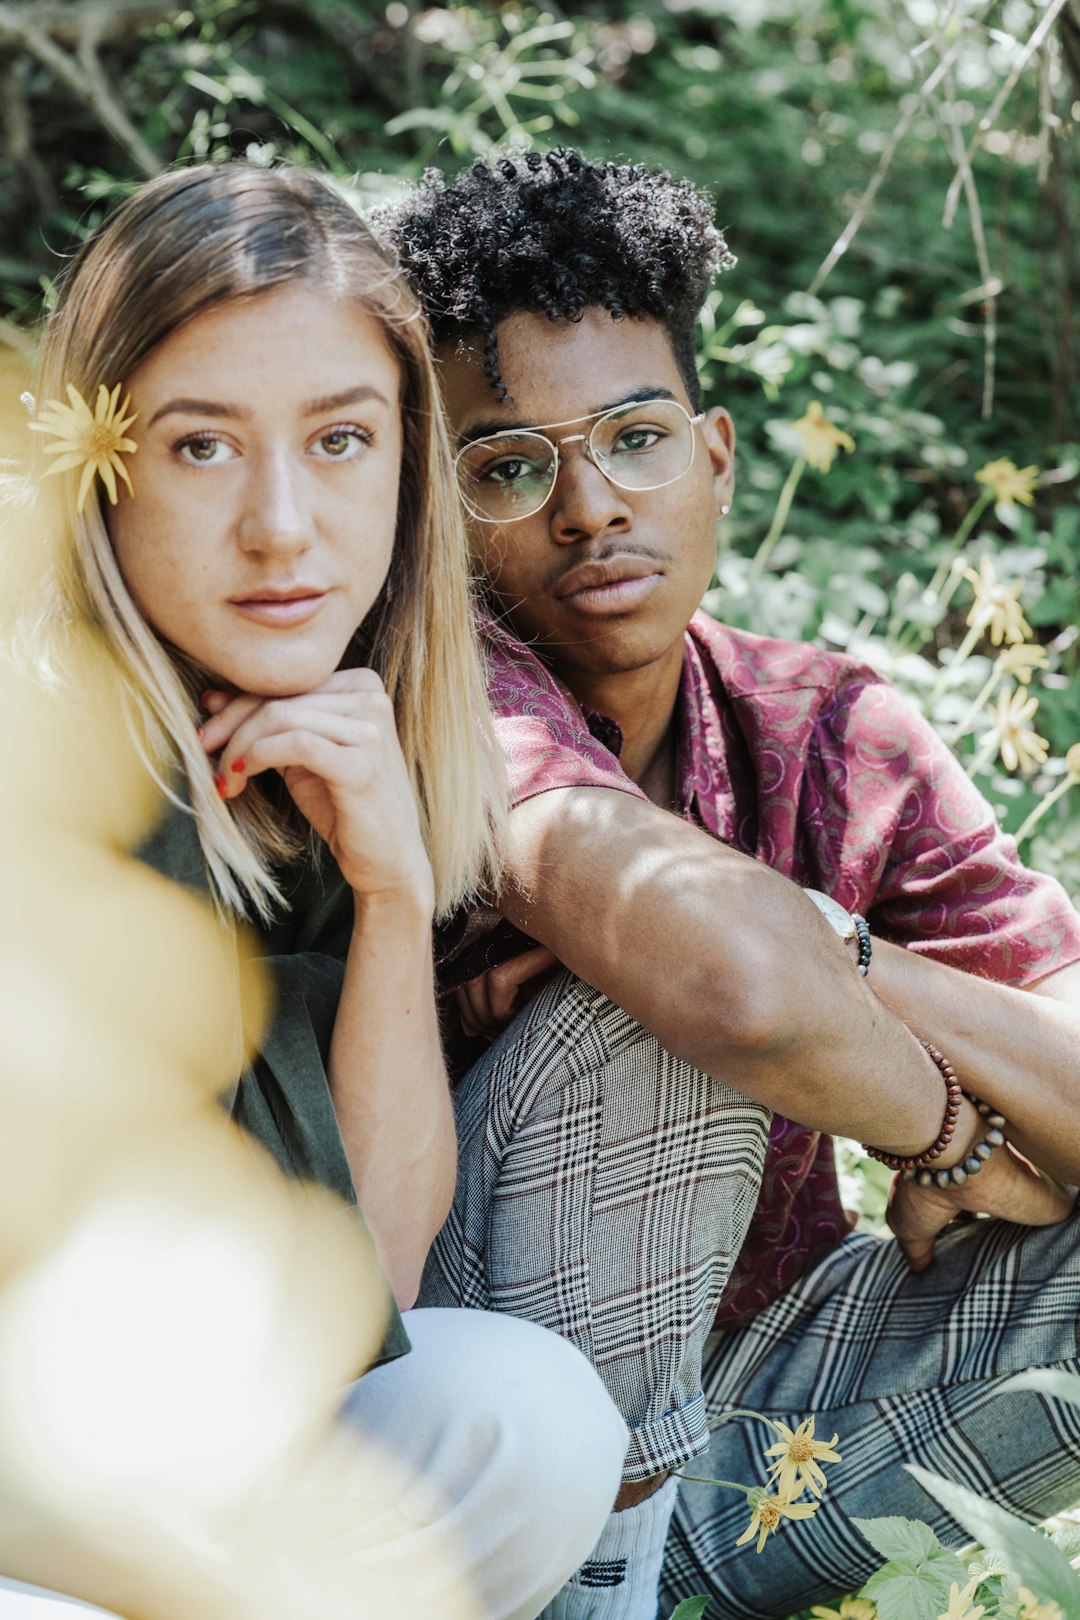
[109,283,403,696]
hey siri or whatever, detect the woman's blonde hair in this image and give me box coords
[30,162,503,920]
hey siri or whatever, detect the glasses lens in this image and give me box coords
[590,400,694,491]
[456,433,557,521]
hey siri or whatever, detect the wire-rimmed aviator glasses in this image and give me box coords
[454,397,706,523]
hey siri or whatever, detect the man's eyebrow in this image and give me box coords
[457,388,678,445]
[148,385,392,428]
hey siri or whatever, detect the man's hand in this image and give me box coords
[456,945,561,1041]
[887,1144,1076,1273]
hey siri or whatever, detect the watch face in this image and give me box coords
[805,889,856,942]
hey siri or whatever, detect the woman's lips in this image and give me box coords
[230,592,327,627]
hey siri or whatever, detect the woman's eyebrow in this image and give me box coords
[147,385,392,428]
[303,385,393,415]
[148,398,248,426]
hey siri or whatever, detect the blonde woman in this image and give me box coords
[10,163,626,1620]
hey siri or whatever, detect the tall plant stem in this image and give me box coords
[749,457,806,580]
[927,623,982,704]
[1014,775,1079,844]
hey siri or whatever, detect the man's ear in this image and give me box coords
[701,406,735,517]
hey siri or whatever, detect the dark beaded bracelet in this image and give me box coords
[853,913,872,977]
[901,1098,1009,1189]
[862,1041,962,1171]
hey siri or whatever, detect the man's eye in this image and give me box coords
[177,436,233,465]
[312,426,372,459]
[613,426,664,453]
[483,456,545,486]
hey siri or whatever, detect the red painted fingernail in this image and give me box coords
[214,774,228,798]
[231,755,246,774]
[200,689,216,709]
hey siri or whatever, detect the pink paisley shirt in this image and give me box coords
[436,612,1080,1327]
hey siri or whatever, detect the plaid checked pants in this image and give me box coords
[420,973,770,1481]
[421,975,1080,1617]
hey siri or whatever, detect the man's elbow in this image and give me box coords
[646,935,798,1071]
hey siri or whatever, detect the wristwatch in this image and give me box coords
[803,889,872,976]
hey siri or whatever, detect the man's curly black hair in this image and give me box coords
[372,147,735,408]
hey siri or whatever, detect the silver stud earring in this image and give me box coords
[719,503,730,516]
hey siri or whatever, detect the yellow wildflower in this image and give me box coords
[763,1416,842,1499]
[810,1597,877,1619]
[979,686,1050,774]
[963,555,1032,646]
[936,1577,985,1620]
[735,1489,819,1553]
[1066,744,1080,782]
[996,643,1047,685]
[975,458,1038,511]
[792,401,855,474]
[28,382,138,513]
[1015,1588,1063,1620]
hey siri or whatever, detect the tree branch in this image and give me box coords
[0,1,163,176]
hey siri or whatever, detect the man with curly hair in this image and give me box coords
[374,150,1080,1619]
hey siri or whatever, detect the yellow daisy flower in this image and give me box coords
[936,1578,985,1620]
[735,1488,819,1553]
[963,555,1032,646]
[810,1597,877,1618]
[996,643,1047,685]
[28,382,138,514]
[763,1416,842,1499]
[1015,1589,1063,1620]
[1066,743,1080,783]
[979,686,1050,774]
[792,401,856,474]
[975,458,1038,510]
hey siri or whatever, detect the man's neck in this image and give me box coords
[557,644,684,809]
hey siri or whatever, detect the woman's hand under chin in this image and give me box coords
[198,669,435,914]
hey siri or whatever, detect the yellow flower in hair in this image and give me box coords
[810,1597,877,1618]
[936,1577,985,1620]
[735,1487,819,1553]
[979,686,1049,774]
[763,1415,842,1499]
[996,642,1047,685]
[963,554,1032,646]
[975,458,1038,511]
[28,382,138,513]
[791,401,855,474]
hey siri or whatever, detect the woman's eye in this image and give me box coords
[176,436,234,465]
[311,426,371,459]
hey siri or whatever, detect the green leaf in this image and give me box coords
[854,1516,967,1620]
[852,1516,943,1564]
[668,1599,710,1620]
[906,1464,1080,1613]
[998,1367,1080,1409]
[860,1560,965,1620]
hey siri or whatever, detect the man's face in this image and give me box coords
[438,307,734,681]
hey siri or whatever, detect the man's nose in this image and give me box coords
[237,451,312,557]
[548,443,632,544]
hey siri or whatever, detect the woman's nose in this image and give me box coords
[236,452,312,556]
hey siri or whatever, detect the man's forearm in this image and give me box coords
[500,787,951,1156]
[866,942,1080,1183]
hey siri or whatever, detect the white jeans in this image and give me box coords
[1,1308,626,1620]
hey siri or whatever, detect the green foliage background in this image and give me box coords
[1,0,1078,894]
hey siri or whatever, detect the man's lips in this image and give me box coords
[552,556,662,600]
